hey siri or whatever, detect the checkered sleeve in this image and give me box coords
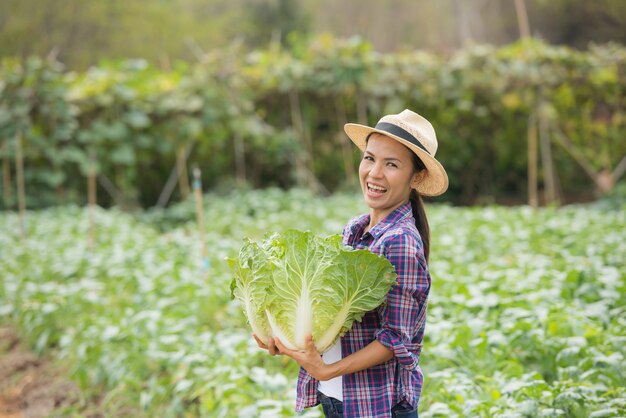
[295,367,319,412]
[374,232,429,371]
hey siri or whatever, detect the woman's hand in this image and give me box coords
[252,333,283,356]
[273,334,334,381]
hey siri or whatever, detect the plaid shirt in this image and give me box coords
[295,201,430,417]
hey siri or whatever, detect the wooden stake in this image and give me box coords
[233,131,246,185]
[335,97,356,185]
[2,139,12,207]
[289,90,316,191]
[538,108,558,205]
[356,90,368,125]
[551,128,597,181]
[88,152,97,249]
[176,145,191,199]
[192,166,209,270]
[613,155,626,183]
[15,132,26,239]
[156,143,195,208]
[527,112,538,208]
[514,0,531,39]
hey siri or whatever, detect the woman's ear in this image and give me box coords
[410,170,426,189]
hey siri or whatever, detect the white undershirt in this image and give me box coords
[317,340,343,401]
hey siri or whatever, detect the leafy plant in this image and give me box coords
[229,230,396,353]
[1,189,625,416]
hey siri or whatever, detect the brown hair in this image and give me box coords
[409,154,430,262]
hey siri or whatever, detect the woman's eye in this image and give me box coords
[387,162,398,168]
[363,155,374,162]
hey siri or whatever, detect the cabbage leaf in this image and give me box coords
[230,230,397,353]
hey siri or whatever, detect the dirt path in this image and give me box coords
[0,326,83,418]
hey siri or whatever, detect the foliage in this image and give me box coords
[1,189,625,416]
[1,37,626,209]
[0,57,77,207]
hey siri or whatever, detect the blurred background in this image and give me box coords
[1,0,625,210]
[1,2,626,418]
[3,0,626,65]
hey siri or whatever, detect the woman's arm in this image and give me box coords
[272,334,393,381]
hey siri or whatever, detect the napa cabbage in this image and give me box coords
[229,230,396,353]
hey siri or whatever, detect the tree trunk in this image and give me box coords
[233,131,246,185]
[514,0,531,39]
[289,90,316,191]
[176,144,190,199]
[156,143,194,208]
[613,155,626,183]
[15,132,26,239]
[192,167,209,270]
[88,151,97,249]
[551,126,621,195]
[454,0,472,45]
[334,97,356,186]
[2,139,12,208]
[356,90,368,125]
[538,109,559,205]
[97,174,124,206]
[527,112,538,207]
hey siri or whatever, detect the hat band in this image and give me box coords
[375,122,431,155]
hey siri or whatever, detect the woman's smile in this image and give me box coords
[366,182,388,196]
[359,133,418,224]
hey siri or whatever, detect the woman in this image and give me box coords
[255,109,448,417]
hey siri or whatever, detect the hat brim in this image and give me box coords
[344,123,449,197]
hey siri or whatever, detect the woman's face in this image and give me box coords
[359,133,420,217]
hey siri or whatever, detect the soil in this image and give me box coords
[0,326,87,418]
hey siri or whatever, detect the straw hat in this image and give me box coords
[344,109,449,197]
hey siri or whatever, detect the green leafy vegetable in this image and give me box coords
[228,240,274,342]
[229,230,397,353]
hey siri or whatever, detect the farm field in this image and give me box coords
[1,189,625,417]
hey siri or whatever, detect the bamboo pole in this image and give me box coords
[527,112,538,207]
[356,90,368,125]
[233,131,246,185]
[156,143,195,208]
[335,97,356,185]
[87,151,97,249]
[613,155,626,183]
[549,125,626,194]
[176,144,191,199]
[2,139,12,207]
[289,89,314,190]
[538,108,558,205]
[193,166,209,270]
[514,0,531,39]
[551,129,597,181]
[15,131,26,239]
[97,174,125,205]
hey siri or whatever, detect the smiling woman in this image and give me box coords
[255,109,449,417]
[359,133,422,227]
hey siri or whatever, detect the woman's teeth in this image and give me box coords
[368,183,387,193]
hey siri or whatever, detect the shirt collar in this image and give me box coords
[350,201,413,239]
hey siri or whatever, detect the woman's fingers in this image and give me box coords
[305,334,316,351]
[274,337,295,357]
[268,337,281,356]
[256,334,319,358]
[252,333,268,349]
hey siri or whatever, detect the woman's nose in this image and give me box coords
[369,162,383,178]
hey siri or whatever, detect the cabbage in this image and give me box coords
[229,230,397,353]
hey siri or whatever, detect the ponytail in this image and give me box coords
[409,189,430,263]
[409,152,430,262]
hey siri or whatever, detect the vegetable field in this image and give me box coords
[1,189,625,417]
